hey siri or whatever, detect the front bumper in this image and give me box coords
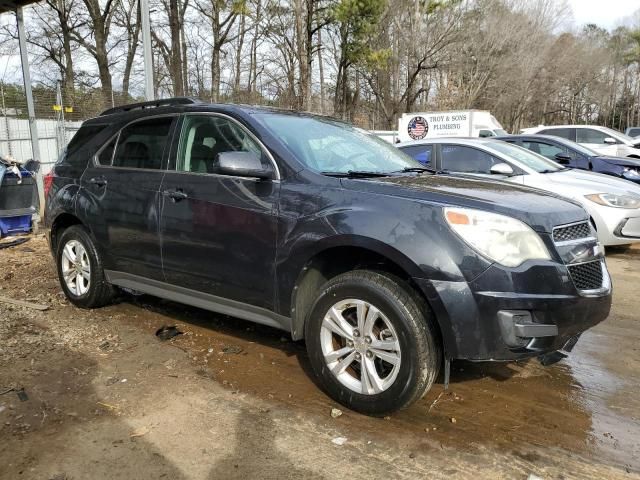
[587,204,640,246]
[414,259,612,361]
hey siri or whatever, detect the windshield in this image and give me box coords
[599,126,635,143]
[488,141,564,173]
[254,113,423,174]
[494,129,508,136]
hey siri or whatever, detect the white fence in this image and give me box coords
[0,117,83,174]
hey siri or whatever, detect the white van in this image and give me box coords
[397,110,507,143]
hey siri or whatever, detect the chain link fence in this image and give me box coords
[0,83,88,174]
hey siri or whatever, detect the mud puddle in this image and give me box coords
[110,280,640,474]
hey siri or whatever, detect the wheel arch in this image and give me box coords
[288,239,443,347]
[50,212,84,253]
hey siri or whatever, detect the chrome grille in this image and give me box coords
[553,222,592,243]
[568,261,603,290]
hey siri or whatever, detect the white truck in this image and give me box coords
[397,110,507,142]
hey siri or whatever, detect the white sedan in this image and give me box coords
[520,125,640,159]
[397,138,640,246]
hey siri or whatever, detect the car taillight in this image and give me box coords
[44,172,54,198]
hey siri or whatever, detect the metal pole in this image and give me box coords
[140,0,154,101]
[16,7,45,216]
[55,80,64,158]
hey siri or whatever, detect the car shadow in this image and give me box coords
[205,406,325,480]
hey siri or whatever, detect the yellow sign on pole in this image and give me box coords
[52,105,62,111]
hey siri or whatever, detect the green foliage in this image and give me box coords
[624,29,640,65]
[333,0,387,65]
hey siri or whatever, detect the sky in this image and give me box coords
[566,0,640,29]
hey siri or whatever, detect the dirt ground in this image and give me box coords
[0,235,639,480]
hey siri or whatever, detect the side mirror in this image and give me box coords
[554,153,572,165]
[603,137,617,145]
[217,151,274,180]
[490,162,514,175]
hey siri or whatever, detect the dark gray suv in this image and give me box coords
[44,98,611,415]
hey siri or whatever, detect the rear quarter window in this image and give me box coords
[63,125,108,165]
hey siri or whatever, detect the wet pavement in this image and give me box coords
[1,237,639,478]
[113,246,640,474]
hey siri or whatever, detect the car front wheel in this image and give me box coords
[305,270,441,415]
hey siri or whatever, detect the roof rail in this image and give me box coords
[99,97,204,116]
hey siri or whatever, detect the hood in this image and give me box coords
[342,174,587,233]
[543,169,640,196]
[594,156,640,168]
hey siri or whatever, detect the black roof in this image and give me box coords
[496,134,574,145]
[0,0,41,14]
[86,97,344,126]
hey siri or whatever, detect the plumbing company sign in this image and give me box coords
[405,112,470,140]
[399,111,487,142]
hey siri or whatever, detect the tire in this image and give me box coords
[304,270,441,416]
[55,225,115,308]
[606,244,632,254]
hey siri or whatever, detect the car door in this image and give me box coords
[80,115,176,279]
[575,128,619,157]
[159,113,280,311]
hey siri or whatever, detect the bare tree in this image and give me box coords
[71,0,118,107]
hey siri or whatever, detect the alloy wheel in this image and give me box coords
[320,299,402,395]
[61,239,91,296]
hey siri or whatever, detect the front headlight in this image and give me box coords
[444,207,551,267]
[585,193,640,209]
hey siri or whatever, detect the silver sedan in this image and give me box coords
[397,138,640,246]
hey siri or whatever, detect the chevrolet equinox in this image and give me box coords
[44,98,612,415]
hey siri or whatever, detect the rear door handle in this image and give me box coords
[164,189,188,202]
[89,176,107,187]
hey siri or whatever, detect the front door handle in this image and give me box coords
[164,189,188,202]
[89,176,107,187]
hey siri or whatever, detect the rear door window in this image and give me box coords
[576,128,617,144]
[522,141,565,160]
[440,145,500,173]
[540,128,575,141]
[111,117,174,169]
[400,144,433,166]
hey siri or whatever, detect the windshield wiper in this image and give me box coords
[394,166,441,175]
[321,170,391,178]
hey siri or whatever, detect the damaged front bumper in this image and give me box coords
[414,260,612,362]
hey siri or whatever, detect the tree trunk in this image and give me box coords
[294,0,309,110]
[169,0,185,96]
[94,29,113,107]
[235,11,246,94]
[122,3,141,98]
[317,28,325,114]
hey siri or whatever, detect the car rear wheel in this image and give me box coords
[56,225,115,308]
[305,270,441,415]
